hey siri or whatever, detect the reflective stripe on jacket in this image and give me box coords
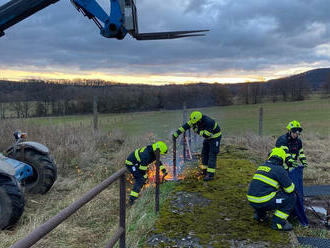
[125,145,156,171]
[175,115,222,139]
[247,160,295,203]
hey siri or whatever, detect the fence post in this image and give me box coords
[0,103,4,119]
[119,174,126,248]
[183,102,187,162]
[93,96,98,131]
[188,129,191,154]
[155,148,160,213]
[173,137,177,180]
[259,107,263,136]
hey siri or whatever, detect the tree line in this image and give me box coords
[0,70,329,119]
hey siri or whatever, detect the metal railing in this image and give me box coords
[11,168,127,248]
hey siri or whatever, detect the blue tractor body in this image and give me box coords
[1,156,33,182]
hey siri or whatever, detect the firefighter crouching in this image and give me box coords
[172,111,222,181]
[125,141,168,206]
[247,147,296,231]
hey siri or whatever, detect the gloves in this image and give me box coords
[302,162,308,168]
[287,158,299,168]
[160,163,167,179]
[161,171,168,182]
[173,131,179,139]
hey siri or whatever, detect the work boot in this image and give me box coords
[253,213,268,222]
[128,197,136,207]
[271,221,293,231]
[203,173,214,181]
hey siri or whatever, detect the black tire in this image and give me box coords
[8,149,57,194]
[0,174,25,230]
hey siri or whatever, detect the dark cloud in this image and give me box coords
[1,0,330,79]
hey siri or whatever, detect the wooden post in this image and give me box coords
[155,148,160,213]
[188,128,192,155]
[0,103,3,119]
[259,107,263,136]
[173,137,177,180]
[183,102,187,162]
[93,96,98,131]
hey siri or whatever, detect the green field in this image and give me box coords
[28,98,330,139]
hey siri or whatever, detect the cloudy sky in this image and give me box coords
[1,0,330,84]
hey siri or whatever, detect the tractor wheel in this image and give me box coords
[0,174,25,230]
[8,149,57,194]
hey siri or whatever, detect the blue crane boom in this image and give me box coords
[0,0,60,37]
[0,0,208,40]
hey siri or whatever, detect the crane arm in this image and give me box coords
[0,0,127,39]
[0,0,60,37]
[0,0,208,40]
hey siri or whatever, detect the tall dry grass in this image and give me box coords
[0,119,124,175]
[0,118,162,247]
[224,132,330,185]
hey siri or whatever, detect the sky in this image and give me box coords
[1,0,330,85]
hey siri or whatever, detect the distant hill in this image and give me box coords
[269,68,330,90]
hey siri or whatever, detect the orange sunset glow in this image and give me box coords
[0,63,325,85]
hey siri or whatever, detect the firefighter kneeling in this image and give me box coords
[247,147,296,231]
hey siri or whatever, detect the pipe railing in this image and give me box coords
[12,145,175,247]
[11,167,127,248]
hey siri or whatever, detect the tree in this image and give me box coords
[35,101,46,117]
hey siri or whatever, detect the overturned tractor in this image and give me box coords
[0,131,57,229]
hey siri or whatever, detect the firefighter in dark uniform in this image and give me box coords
[276,120,308,169]
[126,141,168,205]
[247,147,296,231]
[276,120,309,227]
[172,111,222,181]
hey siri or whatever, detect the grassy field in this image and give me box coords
[25,98,330,139]
[1,97,330,247]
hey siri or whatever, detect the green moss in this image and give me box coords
[144,146,291,248]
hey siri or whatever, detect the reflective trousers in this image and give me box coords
[126,165,146,200]
[249,191,296,225]
[201,136,221,170]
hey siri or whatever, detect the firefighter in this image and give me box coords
[125,141,168,205]
[172,111,222,181]
[275,120,309,227]
[247,147,296,231]
[276,120,308,169]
